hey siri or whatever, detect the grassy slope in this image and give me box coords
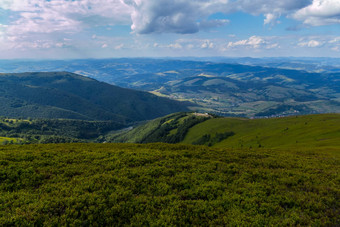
[109,112,211,143]
[110,117,164,143]
[0,137,19,143]
[0,143,339,226]
[182,114,340,149]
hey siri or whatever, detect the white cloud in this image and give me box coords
[114,44,124,49]
[329,37,340,43]
[332,46,339,51]
[0,0,337,40]
[120,0,318,34]
[292,0,340,26]
[264,13,281,26]
[228,36,266,49]
[0,0,131,37]
[234,0,312,25]
[55,42,65,48]
[201,40,214,49]
[122,0,231,34]
[266,43,280,49]
[0,0,133,52]
[328,37,340,51]
[168,43,183,49]
[234,0,312,14]
[298,40,322,47]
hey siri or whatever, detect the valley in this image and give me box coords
[2,0,340,225]
[1,58,339,117]
[0,60,339,226]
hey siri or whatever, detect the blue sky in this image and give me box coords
[0,0,340,59]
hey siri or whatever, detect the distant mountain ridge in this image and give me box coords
[0,58,338,117]
[0,72,190,122]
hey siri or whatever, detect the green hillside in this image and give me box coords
[112,113,340,149]
[0,117,126,144]
[183,114,340,149]
[0,143,339,226]
[109,112,213,143]
[0,72,190,122]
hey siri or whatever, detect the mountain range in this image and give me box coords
[1,58,339,117]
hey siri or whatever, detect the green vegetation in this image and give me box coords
[113,113,340,149]
[183,114,340,149]
[0,72,190,122]
[110,112,211,143]
[1,59,340,117]
[0,143,339,226]
[0,137,21,145]
[0,117,126,144]
[192,131,235,146]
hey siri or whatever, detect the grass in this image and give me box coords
[182,114,340,149]
[0,118,31,126]
[0,137,20,144]
[0,143,339,226]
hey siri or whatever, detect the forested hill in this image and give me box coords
[111,112,340,149]
[0,72,190,122]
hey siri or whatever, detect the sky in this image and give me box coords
[0,0,340,59]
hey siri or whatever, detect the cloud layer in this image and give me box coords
[0,0,131,36]
[1,0,339,37]
[0,0,339,58]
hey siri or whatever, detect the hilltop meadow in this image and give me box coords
[0,113,339,225]
[0,143,339,226]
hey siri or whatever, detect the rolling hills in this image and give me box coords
[0,72,190,122]
[112,112,340,149]
[1,58,339,117]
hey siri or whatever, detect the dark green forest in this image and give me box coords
[0,72,190,122]
[0,117,126,144]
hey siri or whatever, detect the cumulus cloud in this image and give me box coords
[298,40,322,47]
[201,40,215,49]
[227,36,266,49]
[292,0,340,26]
[0,0,131,43]
[120,0,318,34]
[264,13,280,26]
[1,0,338,39]
[0,0,134,53]
[1,0,340,58]
[122,0,231,34]
[168,43,183,49]
[234,0,312,25]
